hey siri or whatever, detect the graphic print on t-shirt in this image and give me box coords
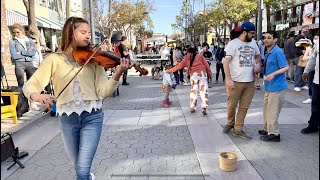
[238,45,255,68]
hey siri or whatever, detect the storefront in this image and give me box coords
[273,0,319,40]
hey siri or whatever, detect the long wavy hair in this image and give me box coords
[59,17,89,52]
[188,47,197,71]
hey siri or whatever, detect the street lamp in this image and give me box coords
[257,0,263,41]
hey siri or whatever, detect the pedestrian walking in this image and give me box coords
[259,31,289,142]
[9,23,36,87]
[22,17,131,180]
[223,21,261,139]
[284,33,296,83]
[301,35,319,134]
[118,36,130,85]
[215,42,225,83]
[293,25,313,92]
[161,62,176,108]
[166,47,212,115]
[302,34,319,104]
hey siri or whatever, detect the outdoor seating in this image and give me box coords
[1,92,20,124]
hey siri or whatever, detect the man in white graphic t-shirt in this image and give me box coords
[222,22,261,140]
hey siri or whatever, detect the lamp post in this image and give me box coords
[203,0,207,43]
[89,0,95,44]
[257,0,263,41]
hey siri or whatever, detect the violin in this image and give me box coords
[73,43,148,76]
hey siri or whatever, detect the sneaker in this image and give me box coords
[294,87,301,92]
[255,84,261,90]
[303,98,312,104]
[183,82,190,86]
[301,126,319,134]
[122,82,130,85]
[202,108,207,115]
[260,134,280,142]
[190,109,195,113]
[290,80,294,83]
[232,130,252,140]
[223,125,234,134]
[301,86,309,90]
[90,172,95,180]
[258,129,268,135]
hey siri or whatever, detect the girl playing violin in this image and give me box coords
[22,17,131,180]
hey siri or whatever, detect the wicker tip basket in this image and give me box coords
[219,152,237,172]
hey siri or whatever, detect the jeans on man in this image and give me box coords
[294,57,305,87]
[59,109,103,180]
[308,70,315,97]
[308,83,320,128]
[15,61,34,87]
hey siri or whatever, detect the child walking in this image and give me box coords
[166,47,212,115]
[22,17,131,180]
[161,62,176,108]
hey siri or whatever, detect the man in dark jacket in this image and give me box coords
[284,33,295,82]
[215,42,225,83]
[118,36,130,85]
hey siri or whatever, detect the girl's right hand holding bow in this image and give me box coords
[30,93,56,111]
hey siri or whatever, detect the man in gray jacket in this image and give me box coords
[301,38,319,134]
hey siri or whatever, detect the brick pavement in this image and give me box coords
[2,64,318,180]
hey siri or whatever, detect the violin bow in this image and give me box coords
[56,39,108,99]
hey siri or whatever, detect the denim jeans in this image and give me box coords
[15,61,34,87]
[294,57,305,88]
[309,83,320,129]
[308,70,315,97]
[59,109,103,180]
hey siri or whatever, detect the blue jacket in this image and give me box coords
[9,37,36,62]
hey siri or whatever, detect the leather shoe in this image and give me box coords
[258,130,268,135]
[301,127,319,134]
[122,82,130,85]
[260,134,280,142]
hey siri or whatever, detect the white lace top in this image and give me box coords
[56,76,102,116]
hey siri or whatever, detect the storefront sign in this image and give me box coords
[302,3,314,25]
[273,17,299,25]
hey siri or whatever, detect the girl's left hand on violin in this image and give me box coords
[118,58,132,72]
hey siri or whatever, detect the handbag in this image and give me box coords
[298,55,308,67]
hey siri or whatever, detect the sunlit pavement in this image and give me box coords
[1,63,318,180]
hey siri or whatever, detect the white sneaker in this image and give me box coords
[301,86,309,90]
[303,98,312,104]
[90,172,95,180]
[183,82,190,86]
[294,87,301,92]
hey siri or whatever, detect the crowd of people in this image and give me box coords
[1,17,319,179]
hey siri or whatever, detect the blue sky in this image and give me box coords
[149,0,203,35]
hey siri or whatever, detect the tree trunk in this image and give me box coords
[66,0,71,18]
[266,3,271,31]
[223,21,227,42]
[23,0,40,49]
[1,0,11,64]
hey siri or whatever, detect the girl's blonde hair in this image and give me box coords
[12,23,25,35]
[59,17,89,52]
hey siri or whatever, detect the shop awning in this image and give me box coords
[6,9,63,30]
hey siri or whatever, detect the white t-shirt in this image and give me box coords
[224,38,260,82]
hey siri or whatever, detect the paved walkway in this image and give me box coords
[1,64,318,180]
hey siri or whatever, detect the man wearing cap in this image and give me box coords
[223,21,261,139]
[293,25,313,91]
[118,36,130,85]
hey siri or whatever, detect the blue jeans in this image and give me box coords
[294,57,305,88]
[59,109,103,180]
